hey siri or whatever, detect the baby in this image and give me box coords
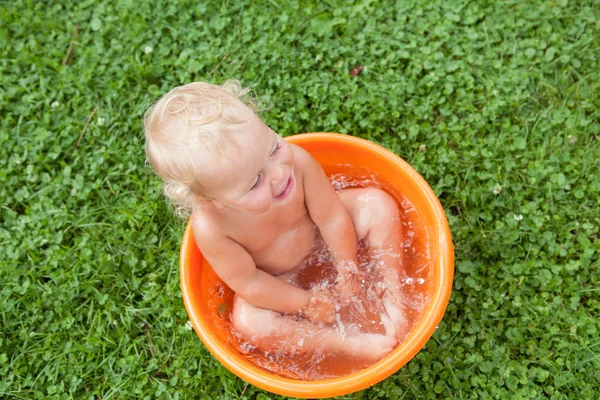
[144,80,407,363]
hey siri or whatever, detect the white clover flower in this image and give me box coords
[493,89,499,96]
[493,184,502,195]
[513,214,523,221]
[419,144,427,152]
[51,101,60,108]
[568,135,577,144]
[185,320,193,331]
[144,46,153,54]
[97,117,105,126]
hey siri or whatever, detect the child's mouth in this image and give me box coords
[274,176,294,200]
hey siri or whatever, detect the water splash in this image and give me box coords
[220,167,432,380]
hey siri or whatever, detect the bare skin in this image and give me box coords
[191,115,406,361]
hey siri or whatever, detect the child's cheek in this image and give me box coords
[254,190,272,212]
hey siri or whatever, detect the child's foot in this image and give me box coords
[380,312,397,338]
[343,332,398,362]
[383,297,408,339]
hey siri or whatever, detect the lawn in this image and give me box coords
[1,0,599,398]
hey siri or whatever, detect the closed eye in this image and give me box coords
[250,174,262,190]
[271,143,281,156]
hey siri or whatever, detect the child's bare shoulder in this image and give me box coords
[290,142,319,172]
[290,142,324,186]
[290,142,310,160]
[190,210,257,289]
[190,210,228,250]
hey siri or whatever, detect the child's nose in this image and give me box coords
[270,164,286,186]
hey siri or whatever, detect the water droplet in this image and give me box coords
[417,278,425,284]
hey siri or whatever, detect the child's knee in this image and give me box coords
[372,189,399,217]
[359,189,400,226]
[358,189,401,245]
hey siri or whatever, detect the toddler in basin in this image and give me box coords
[144,80,408,362]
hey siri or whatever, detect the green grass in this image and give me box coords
[1,0,599,398]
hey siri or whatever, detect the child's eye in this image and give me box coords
[271,143,282,156]
[251,175,262,190]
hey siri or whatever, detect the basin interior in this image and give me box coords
[180,134,453,397]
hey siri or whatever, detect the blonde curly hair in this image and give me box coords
[144,80,259,218]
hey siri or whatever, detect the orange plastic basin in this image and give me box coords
[180,133,454,398]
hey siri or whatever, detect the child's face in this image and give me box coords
[203,116,296,215]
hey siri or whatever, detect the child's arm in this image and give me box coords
[294,146,358,264]
[198,233,312,314]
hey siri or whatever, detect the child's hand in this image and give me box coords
[302,291,336,324]
[335,260,359,300]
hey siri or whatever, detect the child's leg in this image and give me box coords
[338,188,408,338]
[231,295,397,362]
